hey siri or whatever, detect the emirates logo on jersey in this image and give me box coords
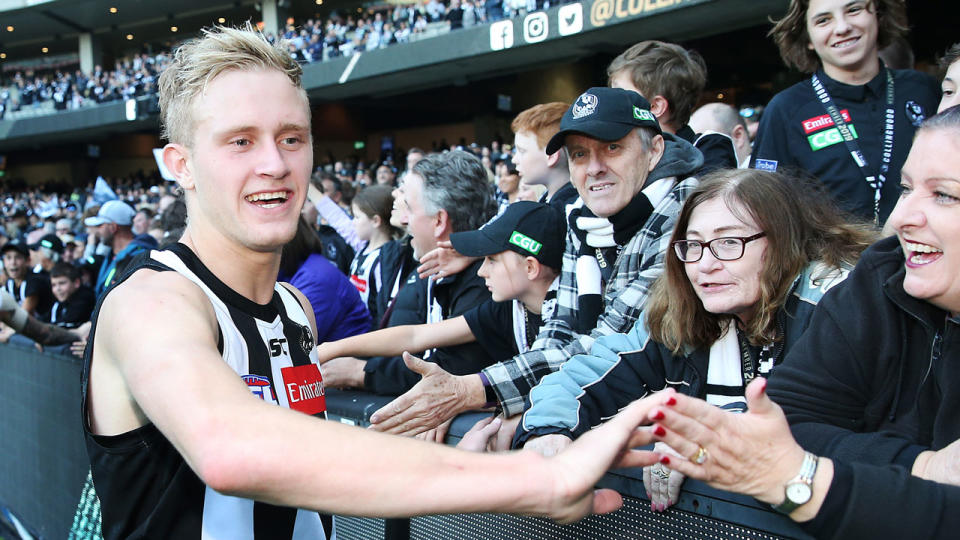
[281,364,326,416]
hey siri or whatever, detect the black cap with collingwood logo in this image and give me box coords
[545,87,662,154]
[450,201,564,271]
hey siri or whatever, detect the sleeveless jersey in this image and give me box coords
[81,243,335,540]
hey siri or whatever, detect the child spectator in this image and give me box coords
[349,185,401,328]
[47,262,95,329]
[494,166,521,215]
[2,242,48,316]
[752,0,939,225]
[318,201,563,369]
[510,102,578,211]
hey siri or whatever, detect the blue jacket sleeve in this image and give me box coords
[513,315,670,447]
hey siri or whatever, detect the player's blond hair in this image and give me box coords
[158,24,305,146]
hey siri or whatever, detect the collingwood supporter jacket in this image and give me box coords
[81,243,334,540]
[514,261,846,447]
[765,236,960,539]
[751,66,938,222]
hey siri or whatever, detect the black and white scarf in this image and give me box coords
[568,190,655,333]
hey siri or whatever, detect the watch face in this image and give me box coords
[786,483,812,504]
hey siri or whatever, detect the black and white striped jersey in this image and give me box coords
[82,243,335,540]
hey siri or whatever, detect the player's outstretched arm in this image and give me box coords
[89,269,665,521]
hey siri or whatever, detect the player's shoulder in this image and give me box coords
[99,266,217,335]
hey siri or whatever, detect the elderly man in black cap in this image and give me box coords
[367,88,704,442]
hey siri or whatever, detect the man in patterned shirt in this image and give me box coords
[368,87,702,439]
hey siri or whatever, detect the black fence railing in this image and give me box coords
[0,342,810,539]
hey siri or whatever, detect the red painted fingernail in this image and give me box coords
[652,410,665,420]
[759,378,768,394]
[653,425,666,437]
[660,456,671,465]
[665,396,677,406]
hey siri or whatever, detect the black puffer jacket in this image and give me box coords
[768,236,960,539]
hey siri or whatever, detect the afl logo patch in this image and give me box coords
[904,100,925,127]
[299,324,314,354]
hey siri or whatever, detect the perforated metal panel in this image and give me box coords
[407,496,793,540]
[335,515,386,539]
[334,497,796,540]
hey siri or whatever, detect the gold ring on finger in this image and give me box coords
[690,445,708,465]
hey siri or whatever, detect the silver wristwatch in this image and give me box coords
[772,451,818,515]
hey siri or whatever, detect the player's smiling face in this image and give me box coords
[180,68,312,253]
[805,0,879,80]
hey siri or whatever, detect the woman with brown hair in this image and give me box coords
[513,168,876,511]
[648,105,960,538]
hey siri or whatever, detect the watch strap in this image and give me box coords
[478,371,498,409]
[772,451,818,515]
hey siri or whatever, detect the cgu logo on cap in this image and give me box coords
[633,106,655,122]
[572,93,598,119]
[509,231,542,254]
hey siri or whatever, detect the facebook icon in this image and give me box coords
[490,20,514,51]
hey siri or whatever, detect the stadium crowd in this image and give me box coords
[0,0,569,119]
[3,0,960,538]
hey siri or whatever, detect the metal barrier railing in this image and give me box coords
[0,343,810,539]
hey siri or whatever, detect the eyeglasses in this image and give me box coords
[672,232,766,263]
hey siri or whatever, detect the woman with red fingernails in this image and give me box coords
[646,105,960,539]
[513,167,874,512]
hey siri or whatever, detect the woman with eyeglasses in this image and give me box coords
[513,168,876,512]
[645,105,960,539]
